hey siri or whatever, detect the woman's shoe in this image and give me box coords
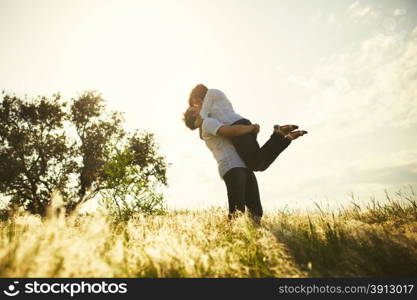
[273,124,299,136]
[284,130,308,140]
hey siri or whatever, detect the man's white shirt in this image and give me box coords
[201,117,246,179]
[200,89,243,125]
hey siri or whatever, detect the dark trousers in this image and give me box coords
[230,119,291,171]
[223,167,262,222]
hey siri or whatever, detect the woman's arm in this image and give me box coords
[199,94,214,119]
[199,126,203,140]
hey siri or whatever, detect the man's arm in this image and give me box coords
[217,124,259,137]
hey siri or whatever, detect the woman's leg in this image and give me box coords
[223,168,248,219]
[230,119,291,172]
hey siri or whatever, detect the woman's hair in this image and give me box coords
[188,84,208,106]
[183,107,198,130]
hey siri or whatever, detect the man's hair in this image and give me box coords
[183,107,198,130]
[188,84,208,106]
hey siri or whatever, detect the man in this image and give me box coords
[184,106,263,223]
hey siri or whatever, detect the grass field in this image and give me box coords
[0,189,416,278]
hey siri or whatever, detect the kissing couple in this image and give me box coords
[183,84,307,225]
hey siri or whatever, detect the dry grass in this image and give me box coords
[0,209,304,277]
[0,189,416,278]
[265,188,417,277]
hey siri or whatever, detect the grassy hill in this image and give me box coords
[0,189,416,277]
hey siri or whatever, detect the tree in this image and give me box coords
[0,91,168,216]
[67,91,125,211]
[99,132,167,219]
[0,93,76,215]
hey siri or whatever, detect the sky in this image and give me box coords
[0,0,416,212]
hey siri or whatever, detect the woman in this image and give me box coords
[187,84,307,171]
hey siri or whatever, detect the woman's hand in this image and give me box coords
[252,124,260,135]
